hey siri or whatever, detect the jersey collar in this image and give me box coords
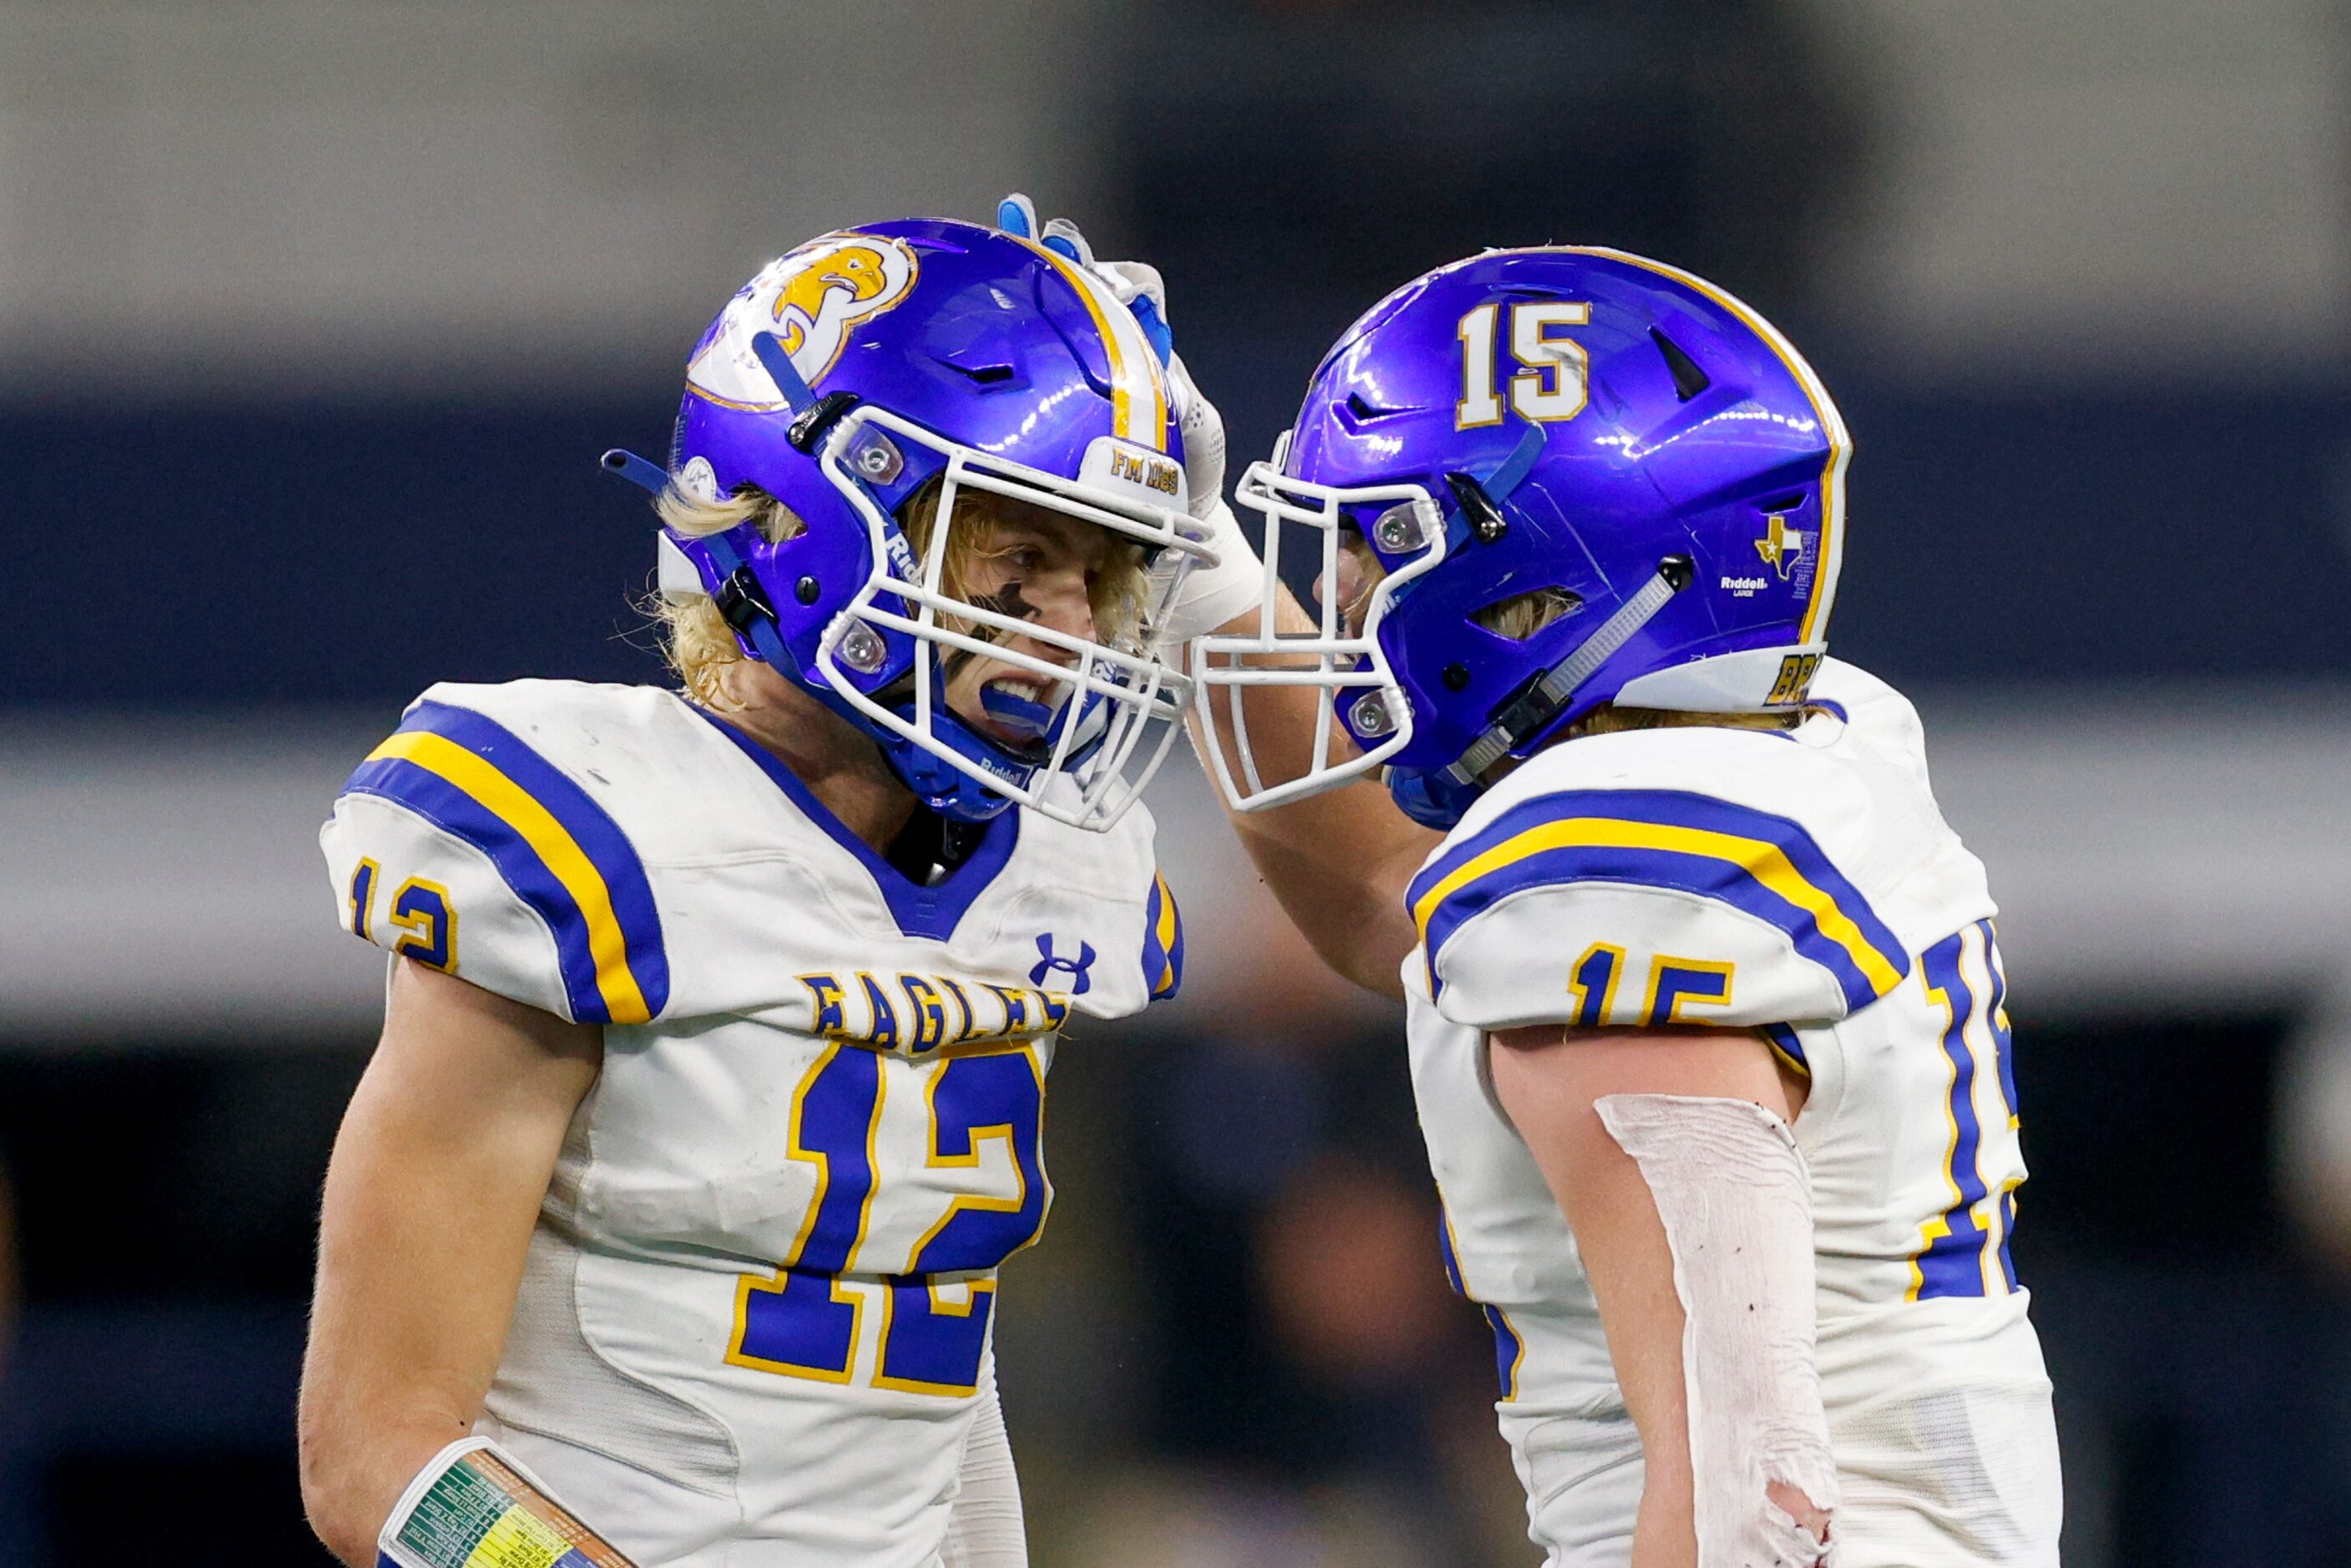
[692,706,1021,943]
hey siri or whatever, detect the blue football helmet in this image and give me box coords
[1194,246,1852,828]
[606,216,1213,832]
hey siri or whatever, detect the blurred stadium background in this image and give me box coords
[3,1,2350,1563]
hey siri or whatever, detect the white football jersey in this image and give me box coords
[1406,660,2060,1567]
[319,680,1183,1566]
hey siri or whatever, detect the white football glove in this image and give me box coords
[997,197,1224,518]
[995,194,1262,641]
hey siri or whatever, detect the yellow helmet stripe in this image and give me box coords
[1556,246,1851,644]
[1011,235,1171,453]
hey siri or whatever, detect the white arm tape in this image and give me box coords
[377,1436,636,1568]
[1596,1094,1837,1568]
[939,1363,1028,1568]
[1163,497,1265,644]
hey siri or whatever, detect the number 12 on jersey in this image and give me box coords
[727,1042,1047,1398]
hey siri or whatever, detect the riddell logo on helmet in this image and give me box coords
[1720,574,1771,596]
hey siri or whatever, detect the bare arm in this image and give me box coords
[1485,1025,1816,1568]
[300,959,601,1566]
[1193,590,1440,999]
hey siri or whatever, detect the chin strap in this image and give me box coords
[600,445,809,680]
[1384,764,1483,829]
[1443,554,1693,786]
[600,447,668,494]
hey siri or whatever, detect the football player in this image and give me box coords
[1179,248,2064,1565]
[299,205,1259,1567]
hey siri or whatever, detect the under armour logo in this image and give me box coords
[1030,934,1097,995]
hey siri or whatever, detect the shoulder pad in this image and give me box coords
[319,687,670,1024]
[1406,781,1910,1036]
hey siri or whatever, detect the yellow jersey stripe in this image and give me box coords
[367,730,651,1023]
[1153,872,1180,992]
[1409,816,1905,999]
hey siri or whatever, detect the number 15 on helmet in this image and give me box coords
[1193,246,1852,830]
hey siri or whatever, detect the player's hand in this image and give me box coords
[994,195,1259,643]
[996,194,1226,522]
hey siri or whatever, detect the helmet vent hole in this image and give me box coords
[1758,493,1806,514]
[1472,586,1583,642]
[1341,392,1405,428]
[1648,326,1711,402]
[936,358,1020,387]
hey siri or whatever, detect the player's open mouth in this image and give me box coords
[975,674,1067,751]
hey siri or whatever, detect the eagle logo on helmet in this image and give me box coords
[687,232,920,411]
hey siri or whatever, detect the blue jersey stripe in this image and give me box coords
[340,701,668,1022]
[1761,1022,1810,1075]
[1406,788,1908,1011]
[342,756,609,1020]
[1436,1216,1467,1295]
[1436,1210,1521,1400]
[1481,1304,1524,1401]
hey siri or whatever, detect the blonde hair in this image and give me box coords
[651,486,804,707]
[1467,586,1797,742]
[650,478,1150,706]
[1472,586,1583,643]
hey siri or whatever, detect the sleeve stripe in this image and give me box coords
[1406,788,1908,1010]
[339,703,666,1023]
[1761,1022,1811,1076]
[1144,870,1184,999]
